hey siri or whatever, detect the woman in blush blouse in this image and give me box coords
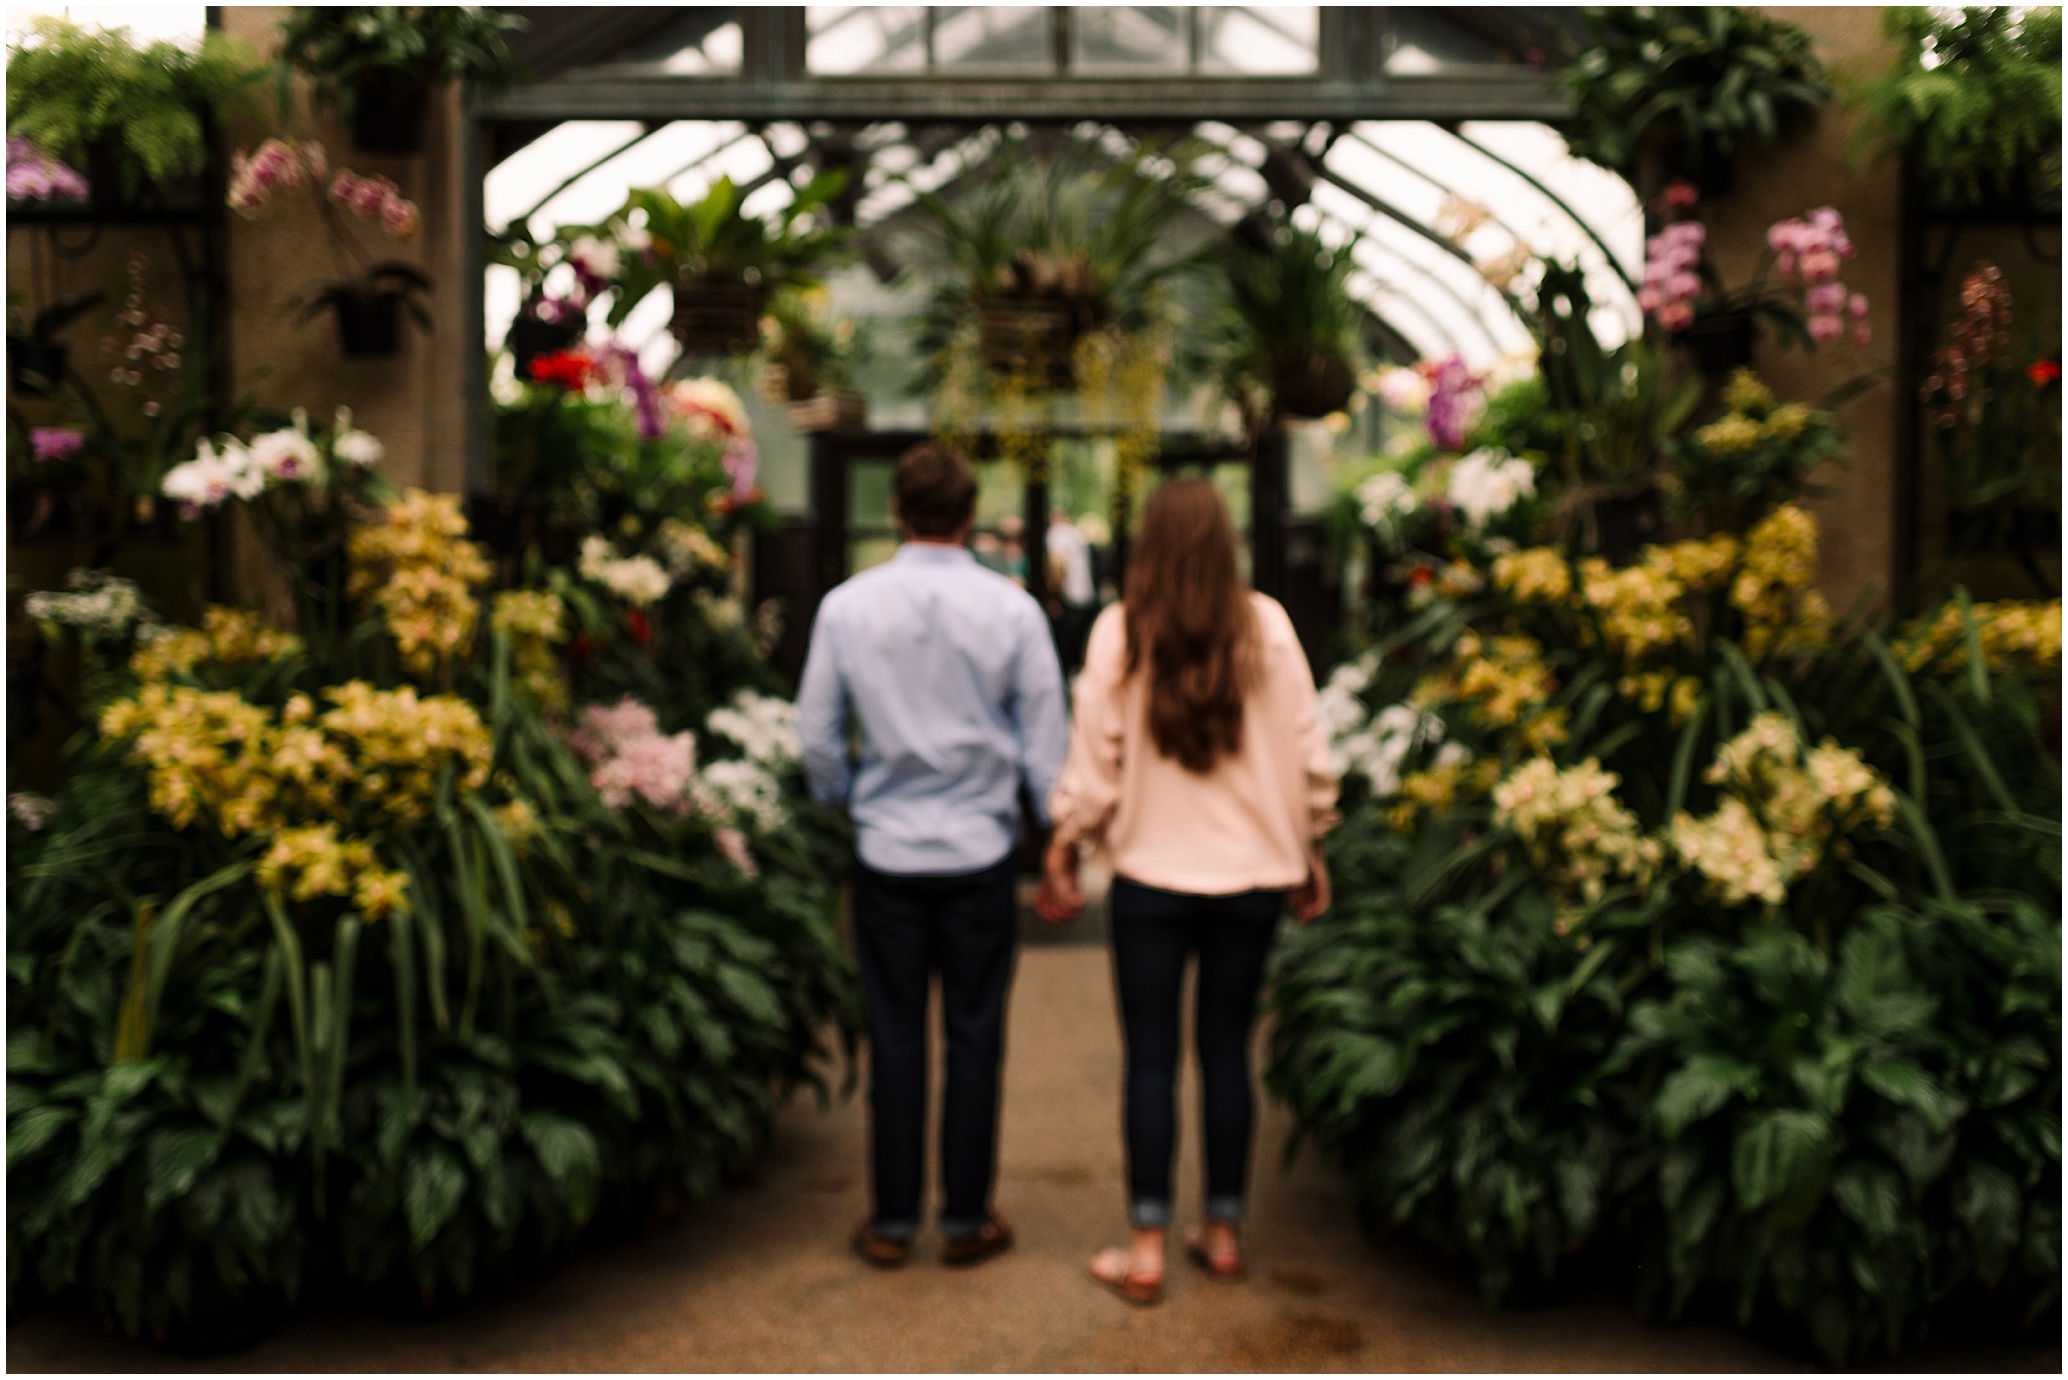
[1037,476,1338,1305]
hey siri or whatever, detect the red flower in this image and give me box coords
[625,608,652,648]
[569,633,603,663]
[1408,565,1434,587]
[2029,359,2061,388]
[529,349,594,390]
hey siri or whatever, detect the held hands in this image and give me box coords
[1035,834,1084,924]
[1290,845,1331,924]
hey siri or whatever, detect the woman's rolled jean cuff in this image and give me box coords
[1128,1198,1173,1228]
[1204,1194,1245,1224]
[871,1217,919,1242]
[938,1214,990,1241]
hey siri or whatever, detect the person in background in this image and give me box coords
[798,441,1069,1270]
[1045,507,1098,671]
[996,512,1028,587]
[1037,476,1337,1305]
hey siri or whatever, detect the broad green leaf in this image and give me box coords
[404,1141,469,1248]
[1654,1054,1760,1138]
[1732,1108,1833,1216]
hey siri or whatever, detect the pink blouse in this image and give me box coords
[1048,593,1339,895]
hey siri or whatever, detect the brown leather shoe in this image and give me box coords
[852,1219,912,1268]
[940,1211,1014,1267]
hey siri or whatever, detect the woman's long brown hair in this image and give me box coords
[1124,477,1258,773]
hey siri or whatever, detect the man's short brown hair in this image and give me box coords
[894,442,978,538]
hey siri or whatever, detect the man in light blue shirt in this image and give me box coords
[797,441,1068,1270]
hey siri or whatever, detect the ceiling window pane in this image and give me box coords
[612,8,742,74]
[932,6,1054,71]
[1386,10,1508,74]
[807,6,926,73]
[1198,7,1317,74]
[1073,7,1187,72]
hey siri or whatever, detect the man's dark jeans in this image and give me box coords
[853,853,1017,1241]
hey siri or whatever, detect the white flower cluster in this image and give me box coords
[1355,471,1419,533]
[1316,652,1459,796]
[656,517,731,578]
[160,409,382,512]
[578,535,673,607]
[23,568,154,637]
[701,757,787,833]
[706,689,801,767]
[1445,448,1536,527]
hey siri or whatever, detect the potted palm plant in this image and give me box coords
[6,18,262,210]
[919,136,1203,391]
[597,171,852,359]
[1218,220,1362,421]
[276,6,527,155]
[227,137,431,357]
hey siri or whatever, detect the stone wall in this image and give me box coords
[1700,6,1905,615]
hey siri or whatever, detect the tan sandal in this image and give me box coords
[1184,1226,1245,1281]
[1089,1246,1164,1304]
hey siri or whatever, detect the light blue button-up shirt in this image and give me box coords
[797,543,1069,877]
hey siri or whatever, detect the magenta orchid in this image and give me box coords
[6,137,89,202]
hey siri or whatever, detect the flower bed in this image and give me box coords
[1274,461,2060,1361]
[8,395,855,1346]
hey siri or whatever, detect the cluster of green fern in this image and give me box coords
[1858,6,2063,209]
[5,19,265,195]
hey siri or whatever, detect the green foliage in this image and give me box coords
[1537,262,1703,489]
[1668,370,1847,529]
[1269,588,2060,1364]
[1213,222,1363,422]
[914,132,1206,367]
[601,172,853,322]
[1857,7,2063,210]
[1560,6,1831,181]
[7,640,853,1338]
[6,19,265,194]
[276,7,527,107]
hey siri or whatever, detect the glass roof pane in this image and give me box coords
[933,6,1054,70]
[1073,7,1187,72]
[1386,10,1507,74]
[609,8,742,75]
[1198,7,1317,74]
[807,5,926,74]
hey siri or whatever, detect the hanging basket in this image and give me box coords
[352,71,432,154]
[333,291,404,357]
[1273,350,1356,419]
[670,282,765,356]
[787,390,868,434]
[509,315,582,379]
[976,299,1079,390]
[9,341,66,396]
[1675,311,1757,377]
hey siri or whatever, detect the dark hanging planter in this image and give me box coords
[976,298,1080,390]
[1676,311,1757,378]
[333,290,403,357]
[1273,349,1356,419]
[9,341,67,396]
[670,281,765,356]
[1590,487,1664,567]
[509,315,582,379]
[352,70,432,154]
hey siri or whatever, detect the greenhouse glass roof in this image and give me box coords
[482,7,1638,390]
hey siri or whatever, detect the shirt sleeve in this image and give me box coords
[1047,605,1128,847]
[1012,598,1070,827]
[795,598,852,808]
[1277,608,1341,840]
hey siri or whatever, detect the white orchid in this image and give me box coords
[1446,448,1536,527]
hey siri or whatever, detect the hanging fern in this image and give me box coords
[1857,6,2063,210]
[5,19,264,195]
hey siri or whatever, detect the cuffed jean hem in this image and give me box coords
[938,1214,991,1240]
[871,1217,920,1242]
[1204,1194,1245,1223]
[1129,1198,1173,1228]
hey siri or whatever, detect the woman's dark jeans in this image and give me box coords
[1108,876,1284,1228]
